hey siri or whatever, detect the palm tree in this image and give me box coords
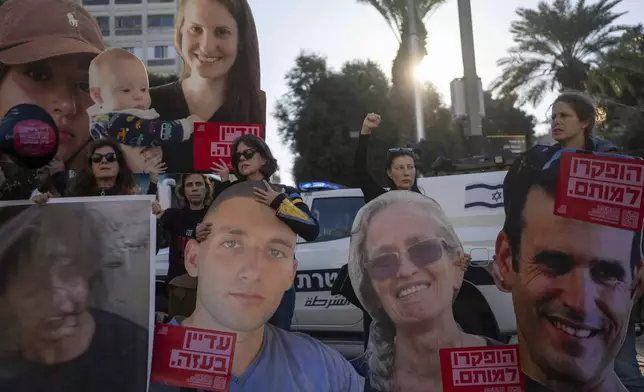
[356,0,445,90]
[357,0,445,143]
[491,0,630,106]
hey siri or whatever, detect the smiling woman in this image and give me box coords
[348,191,501,392]
[150,0,266,174]
[0,0,105,200]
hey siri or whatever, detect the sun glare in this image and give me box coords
[414,57,433,83]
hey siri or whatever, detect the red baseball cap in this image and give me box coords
[0,0,104,65]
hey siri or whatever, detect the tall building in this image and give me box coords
[78,0,181,75]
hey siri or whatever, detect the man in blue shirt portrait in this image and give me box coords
[152,180,364,392]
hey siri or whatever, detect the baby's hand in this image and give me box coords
[187,115,204,123]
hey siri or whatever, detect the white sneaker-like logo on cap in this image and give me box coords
[67,12,79,28]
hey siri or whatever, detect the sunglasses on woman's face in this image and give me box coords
[234,149,257,161]
[366,238,445,281]
[91,152,116,164]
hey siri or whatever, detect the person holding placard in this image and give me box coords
[150,0,266,174]
[496,145,642,391]
[152,181,363,392]
[347,191,497,392]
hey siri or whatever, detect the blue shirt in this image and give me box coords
[150,322,364,392]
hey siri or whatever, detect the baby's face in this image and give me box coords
[99,58,151,111]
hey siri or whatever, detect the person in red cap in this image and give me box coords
[0,0,105,200]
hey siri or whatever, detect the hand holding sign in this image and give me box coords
[211,159,230,182]
[193,123,263,172]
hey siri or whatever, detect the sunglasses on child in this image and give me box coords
[233,149,257,161]
[91,152,117,164]
[365,238,446,280]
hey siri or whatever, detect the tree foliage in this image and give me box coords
[276,53,538,183]
[482,92,536,144]
[492,0,633,106]
[356,0,446,144]
[589,25,644,153]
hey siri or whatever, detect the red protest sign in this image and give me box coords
[193,123,264,172]
[554,152,644,231]
[439,345,524,392]
[151,324,237,391]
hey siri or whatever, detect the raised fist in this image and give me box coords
[361,113,381,134]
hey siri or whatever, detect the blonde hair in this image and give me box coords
[89,48,146,89]
[347,191,463,391]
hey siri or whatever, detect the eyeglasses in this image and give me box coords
[90,152,116,164]
[233,149,257,161]
[365,238,446,281]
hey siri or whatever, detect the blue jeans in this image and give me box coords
[615,323,644,392]
[268,285,296,331]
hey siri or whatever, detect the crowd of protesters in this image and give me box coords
[1,0,644,391]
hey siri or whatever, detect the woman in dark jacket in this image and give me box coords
[333,113,423,350]
[550,92,619,153]
[200,134,319,331]
[354,113,422,202]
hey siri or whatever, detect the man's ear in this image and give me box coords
[184,239,200,278]
[284,258,298,292]
[386,169,392,180]
[89,87,103,104]
[494,231,514,292]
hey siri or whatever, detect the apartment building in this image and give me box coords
[78,0,181,75]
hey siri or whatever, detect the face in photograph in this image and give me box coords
[179,0,239,80]
[363,202,463,327]
[0,55,95,164]
[187,195,296,332]
[0,206,101,353]
[497,186,636,385]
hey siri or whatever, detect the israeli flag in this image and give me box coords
[465,183,504,209]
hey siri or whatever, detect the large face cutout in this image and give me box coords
[187,197,296,332]
[497,186,635,386]
[180,0,239,81]
[0,55,94,164]
[362,203,463,327]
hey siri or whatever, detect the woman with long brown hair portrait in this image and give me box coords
[150,0,265,174]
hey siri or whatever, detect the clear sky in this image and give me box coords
[248,0,644,186]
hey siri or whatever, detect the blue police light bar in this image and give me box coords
[298,181,344,191]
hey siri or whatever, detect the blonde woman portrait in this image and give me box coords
[348,191,503,392]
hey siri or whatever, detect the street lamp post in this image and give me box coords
[457,0,485,156]
[408,0,425,143]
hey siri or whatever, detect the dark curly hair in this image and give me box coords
[551,92,597,139]
[174,173,214,208]
[230,134,278,181]
[68,139,137,196]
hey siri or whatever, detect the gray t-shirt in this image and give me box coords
[150,323,364,392]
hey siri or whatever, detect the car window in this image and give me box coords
[303,196,365,244]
